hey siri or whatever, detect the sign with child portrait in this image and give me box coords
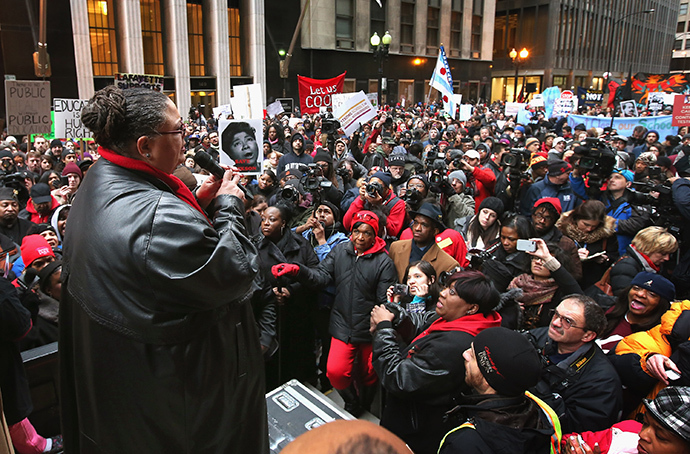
[218,118,263,175]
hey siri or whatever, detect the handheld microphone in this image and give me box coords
[194,150,252,200]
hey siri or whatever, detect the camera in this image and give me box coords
[279,185,300,202]
[301,163,333,193]
[500,147,530,172]
[321,118,341,136]
[336,166,351,179]
[576,138,616,196]
[392,284,409,296]
[402,188,422,204]
[365,181,383,198]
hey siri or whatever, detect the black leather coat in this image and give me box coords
[59,159,268,453]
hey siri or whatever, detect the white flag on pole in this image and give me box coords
[429,46,456,117]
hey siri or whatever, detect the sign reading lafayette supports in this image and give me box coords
[53,99,92,139]
[114,73,163,91]
[333,91,377,137]
[672,94,690,126]
[297,72,346,114]
[5,80,51,135]
[567,114,675,138]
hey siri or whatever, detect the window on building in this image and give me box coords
[675,39,684,51]
[187,1,205,76]
[681,3,688,16]
[140,0,164,75]
[228,4,241,76]
[553,76,567,87]
[337,0,354,49]
[471,0,483,58]
[451,0,463,57]
[370,0,386,41]
[400,0,415,53]
[87,0,118,76]
[685,40,690,50]
[679,21,687,33]
[427,1,440,53]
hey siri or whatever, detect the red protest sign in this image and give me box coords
[297,72,346,114]
[673,94,690,126]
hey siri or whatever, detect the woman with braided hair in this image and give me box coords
[60,86,267,453]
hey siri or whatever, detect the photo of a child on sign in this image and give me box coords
[219,118,262,174]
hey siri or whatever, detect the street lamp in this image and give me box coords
[371,31,392,108]
[605,8,655,126]
[509,47,529,102]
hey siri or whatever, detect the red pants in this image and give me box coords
[326,337,377,390]
[9,418,46,454]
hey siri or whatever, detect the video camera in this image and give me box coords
[0,171,27,192]
[278,185,300,203]
[301,163,333,193]
[500,147,530,173]
[575,138,616,196]
[630,180,682,239]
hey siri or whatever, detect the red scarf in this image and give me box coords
[632,245,659,272]
[98,146,210,223]
[410,311,501,346]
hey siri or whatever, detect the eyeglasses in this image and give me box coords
[549,309,586,330]
[533,212,555,223]
[531,256,544,263]
[156,124,185,136]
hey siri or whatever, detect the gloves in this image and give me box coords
[271,263,300,278]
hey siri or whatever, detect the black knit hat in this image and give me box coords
[472,327,542,396]
[318,200,341,223]
[478,197,504,218]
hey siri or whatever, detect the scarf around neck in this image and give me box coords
[508,273,559,307]
[98,146,210,223]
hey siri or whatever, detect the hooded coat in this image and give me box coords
[556,211,619,289]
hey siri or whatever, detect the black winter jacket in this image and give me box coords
[609,245,658,296]
[297,240,397,344]
[439,393,555,454]
[527,327,623,434]
[60,159,268,453]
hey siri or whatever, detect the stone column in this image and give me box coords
[116,0,145,73]
[162,0,191,117]
[69,0,95,99]
[481,0,495,61]
[204,0,232,105]
[242,0,266,103]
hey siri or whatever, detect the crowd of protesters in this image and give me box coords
[2,93,690,454]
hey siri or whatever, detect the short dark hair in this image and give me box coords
[562,294,606,336]
[447,270,500,315]
[570,200,606,224]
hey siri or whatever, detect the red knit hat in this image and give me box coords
[352,210,380,236]
[62,162,83,178]
[534,197,563,215]
[21,234,55,267]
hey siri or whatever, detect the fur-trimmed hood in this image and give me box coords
[556,210,617,244]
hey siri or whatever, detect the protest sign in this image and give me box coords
[505,102,526,118]
[266,100,284,118]
[567,114,675,138]
[576,87,603,108]
[231,83,263,119]
[53,98,92,139]
[297,73,346,114]
[647,92,665,114]
[672,94,690,126]
[333,91,377,137]
[459,104,473,121]
[542,86,561,118]
[331,92,358,112]
[530,94,544,107]
[218,118,263,174]
[620,100,638,117]
[212,104,233,118]
[553,90,576,117]
[5,80,51,135]
[114,73,163,91]
[366,93,378,108]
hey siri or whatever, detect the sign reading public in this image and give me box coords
[4,80,51,135]
[297,73,346,114]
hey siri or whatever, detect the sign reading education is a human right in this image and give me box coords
[53,99,92,139]
[4,80,51,135]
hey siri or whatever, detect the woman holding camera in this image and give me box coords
[386,260,440,314]
[480,214,535,292]
[505,238,581,330]
[370,270,502,454]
